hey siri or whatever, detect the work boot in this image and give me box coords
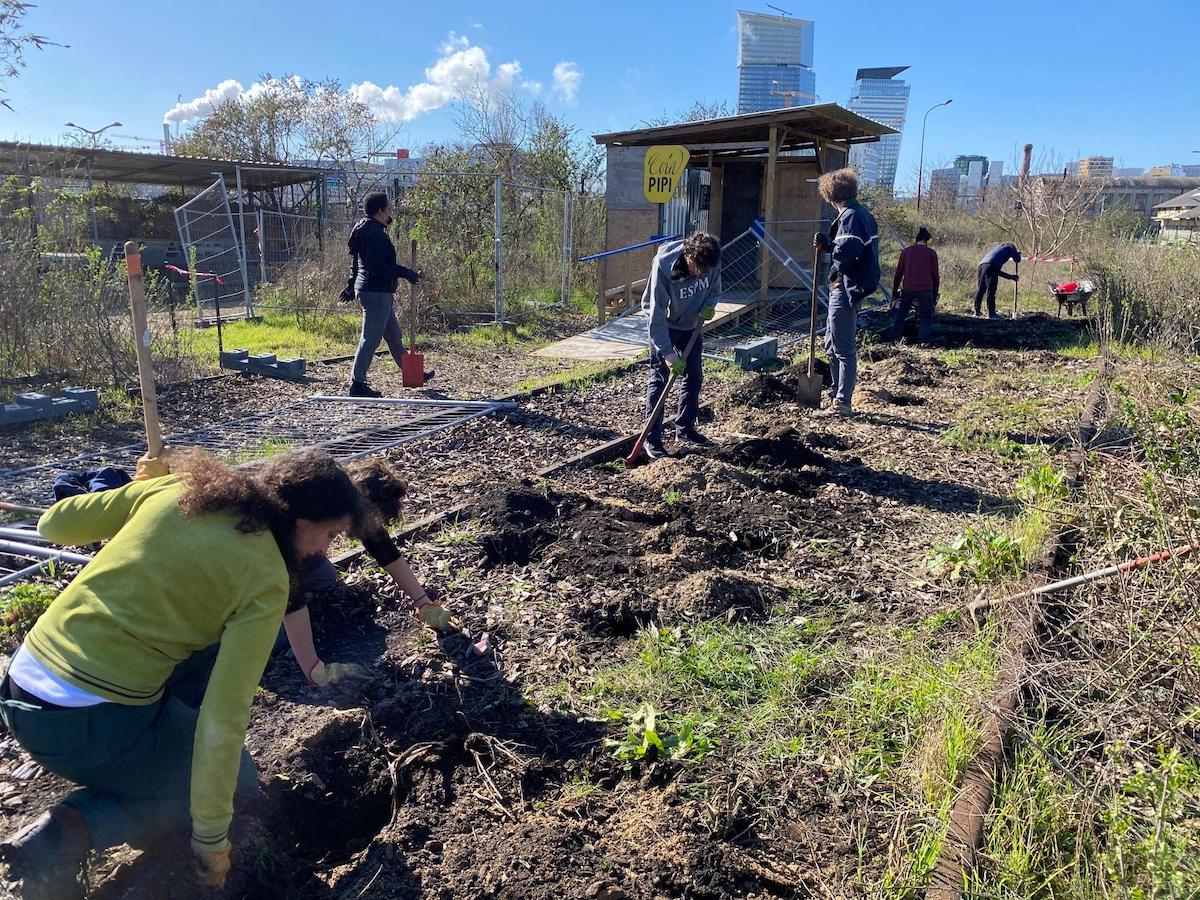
[812,403,854,419]
[988,312,1003,320]
[423,369,436,383]
[643,441,668,461]
[349,380,382,398]
[0,806,91,900]
[675,427,711,447]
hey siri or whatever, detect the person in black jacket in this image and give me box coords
[973,242,1021,319]
[345,192,432,397]
[812,168,880,417]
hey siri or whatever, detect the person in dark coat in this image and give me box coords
[344,193,433,397]
[973,242,1021,319]
[889,227,939,343]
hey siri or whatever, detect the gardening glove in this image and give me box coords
[813,231,832,252]
[192,845,230,891]
[699,305,716,322]
[669,357,686,377]
[399,266,422,285]
[307,661,370,687]
[134,447,173,481]
[418,602,453,631]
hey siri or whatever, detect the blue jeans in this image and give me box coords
[890,289,936,343]
[824,286,859,407]
[351,290,406,383]
[646,326,703,445]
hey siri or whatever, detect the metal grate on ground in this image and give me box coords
[0,396,515,507]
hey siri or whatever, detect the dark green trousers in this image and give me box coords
[0,646,258,850]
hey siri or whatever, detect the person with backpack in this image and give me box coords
[344,192,433,397]
[812,168,880,417]
[889,226,940,343]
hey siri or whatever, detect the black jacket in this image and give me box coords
[347,217,418,295]
[827,200,881,303]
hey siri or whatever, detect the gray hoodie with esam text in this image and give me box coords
[642,239,722,356]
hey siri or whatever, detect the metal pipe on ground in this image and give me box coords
[309,396,518,410]
[0,539,93,566]
[0,526,52,545]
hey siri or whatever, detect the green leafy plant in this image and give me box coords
[929,526,1024,583]
[0,582,58,646]
[604,702,717,764]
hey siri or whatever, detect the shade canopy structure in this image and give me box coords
[0,141,324,189]
[593,103,896,159]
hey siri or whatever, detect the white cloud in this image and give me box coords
[522,80,542,96]
[163,75,303,124]
[163,79,245,124]
[551,61,582,105]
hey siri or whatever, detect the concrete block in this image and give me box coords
[732,336,779,371]
[275,358,306,379]
[48,398,84,418]
[62,388,99,412]
[0,403,41,425]
[248,353,277,367]
[13,392,52,411]
[220,349,250,372]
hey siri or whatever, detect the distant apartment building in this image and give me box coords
[736,10,817,113]
[846,67,910,192]
[929,167,962,205]
[1078,156,1114,179]
[1114,166,1145,177]
[1148,165,1176,177]
[1182,165,1200,177]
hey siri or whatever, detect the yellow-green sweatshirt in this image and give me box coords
[31,475,289,852]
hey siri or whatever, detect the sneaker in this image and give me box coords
[349,380,382,398]
[972,309,982,318]
[643,441,668,461]
[988,312,1003,320]
[813,403,854,419]
[675,427,711,446]
[423,369,436,383]
[0,807,91,900]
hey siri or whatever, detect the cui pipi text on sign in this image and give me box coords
[644,145,689,204]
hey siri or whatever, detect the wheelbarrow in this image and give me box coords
[1048,279,1093,318]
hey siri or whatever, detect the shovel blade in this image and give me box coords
[795,372,823,408]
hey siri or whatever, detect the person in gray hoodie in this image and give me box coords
[641,231,722,459]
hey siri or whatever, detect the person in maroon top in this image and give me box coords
[889,227,939,343]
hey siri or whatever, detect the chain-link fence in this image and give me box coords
[172,174,250,323]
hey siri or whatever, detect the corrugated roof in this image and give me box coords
[593,103,895,150]
[1152,188,1200,210]
[0,141,324,189]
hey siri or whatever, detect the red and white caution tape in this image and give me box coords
[165,264,224,284]
[1023,255,1078,264]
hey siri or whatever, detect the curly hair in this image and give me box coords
[681,231,721,272]
[344,457,408,534]
[176,449,363,567]
[817,168,859,205]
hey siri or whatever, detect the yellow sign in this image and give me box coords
[644,145,689,203]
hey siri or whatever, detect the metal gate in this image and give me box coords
[173,173,253,323]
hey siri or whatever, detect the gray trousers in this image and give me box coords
[351,290,405,383]
[824,285,859,407]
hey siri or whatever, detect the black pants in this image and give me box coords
[974,265,1000,315]
[890,289,936,343]
[646,326,703,445]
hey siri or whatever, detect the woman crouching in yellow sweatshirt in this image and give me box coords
[0,449,363,899]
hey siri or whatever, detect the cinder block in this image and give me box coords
[275,358,306,379]
[0,403,41,425]
[47,398,83,418]
[732,336,778,371]
[248,353,277,367]
[13,392,52,411]
[220,349,250,372]
[62,388,99,412]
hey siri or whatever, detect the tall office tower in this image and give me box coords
[1078,156,1114,178]
[736,10,817,113]
[846,67,910,191]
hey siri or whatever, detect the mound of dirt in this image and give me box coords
[476,480,560,565]
[716,426,829,471]
[658,569,771,623]
[869,356,942,387]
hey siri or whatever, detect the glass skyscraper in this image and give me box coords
[846,67,911,192]
[736,11,817,113]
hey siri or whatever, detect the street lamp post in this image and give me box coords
[915,100,952,213]
[65,121,121,245]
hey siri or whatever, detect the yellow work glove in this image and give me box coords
[192,845,230,890]
[308,661,370,687]
[699,305,716,322]
[418,602,453,631]
[134,447,172,481]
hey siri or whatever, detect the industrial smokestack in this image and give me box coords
[1019,143,1033,187]
[162,123,172,155]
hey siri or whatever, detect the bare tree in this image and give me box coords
[0,1,59,111]
[641,98,734,127]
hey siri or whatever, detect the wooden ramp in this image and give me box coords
[534,294,761,360]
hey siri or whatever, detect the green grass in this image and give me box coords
[432,520,481,547]
[189,312,361,361]
[228,438,295,464]
[0,582,59,647]
[942,393,1054,460]
[513,359,630,394]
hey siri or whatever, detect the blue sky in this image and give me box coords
[5,0,1197,188]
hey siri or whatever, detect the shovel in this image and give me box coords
[626,325,702,468]
[400,238,426,388]
[795,245,824,407]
